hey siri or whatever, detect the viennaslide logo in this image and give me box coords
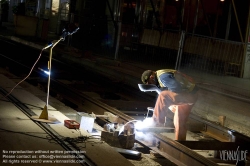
[219,146,248,165]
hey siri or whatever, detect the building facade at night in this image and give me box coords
[1,0,250,78]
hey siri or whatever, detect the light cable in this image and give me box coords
[4,45,52,98]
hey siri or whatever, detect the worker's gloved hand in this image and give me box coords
[169,105,177,113]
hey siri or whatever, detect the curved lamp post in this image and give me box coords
[32,25,79,123]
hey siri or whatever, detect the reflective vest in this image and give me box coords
[156,69,195,93]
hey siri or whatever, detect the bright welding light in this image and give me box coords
[134,118,154,130]
[44,70,50,75]
[135,131,145,137]
[144,118,154,126]
[134,120,144,130]
[118,120,140,136]
[38,68,50,75]
[118,119,155,136]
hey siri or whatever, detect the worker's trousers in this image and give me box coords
[153,90,198,141]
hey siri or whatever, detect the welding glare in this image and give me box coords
[135,118,154,130]
[38,68,50,75]
[44,70,50,75]
[134,121,144,130]
[118,118,155,136]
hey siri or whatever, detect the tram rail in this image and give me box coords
[0,41,249,166]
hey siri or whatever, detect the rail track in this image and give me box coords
[0,39,250,166]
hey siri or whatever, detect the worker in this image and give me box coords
[141,69,199,141]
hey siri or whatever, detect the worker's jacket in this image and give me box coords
[156,69,196,93]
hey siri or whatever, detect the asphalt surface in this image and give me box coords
[1,21,250,139]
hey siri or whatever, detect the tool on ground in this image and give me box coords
[64,120,80,129]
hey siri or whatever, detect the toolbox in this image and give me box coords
[64,120,80,129]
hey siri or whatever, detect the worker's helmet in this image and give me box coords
[141,70,153,84]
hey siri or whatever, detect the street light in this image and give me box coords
[32,24,79,123]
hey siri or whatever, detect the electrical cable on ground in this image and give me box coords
[4,47,48,98]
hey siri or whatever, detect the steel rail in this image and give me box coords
[0,57,226,165]
[1,80,220,166]
[43,79,223,165]
[151,133,219,166]
[41,75,250,166]
[1,50,249,165]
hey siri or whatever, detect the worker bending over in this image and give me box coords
[141,69,199,141]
